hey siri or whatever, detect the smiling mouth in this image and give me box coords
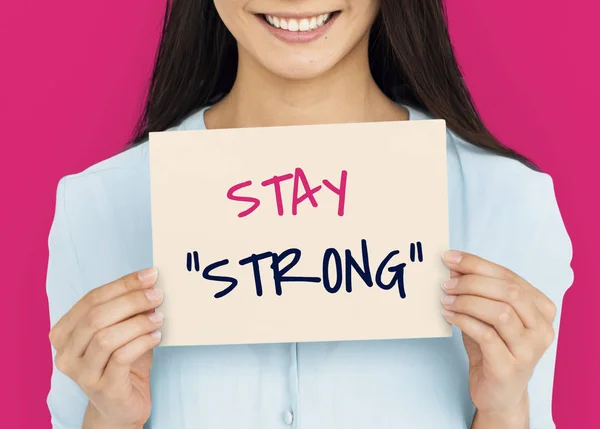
[261,12,338,32]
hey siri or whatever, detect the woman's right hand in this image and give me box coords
[49,268,164,429]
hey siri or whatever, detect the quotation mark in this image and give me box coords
[186,251,200,272]
[409,242,423,263]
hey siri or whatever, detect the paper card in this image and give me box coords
[149,119,451,347]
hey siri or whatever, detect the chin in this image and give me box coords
[260,56,338,81]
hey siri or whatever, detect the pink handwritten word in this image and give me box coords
[227,168,348,217]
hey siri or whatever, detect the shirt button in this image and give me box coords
[283,410,294,425]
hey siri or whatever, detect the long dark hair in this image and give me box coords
[129,0,536,170]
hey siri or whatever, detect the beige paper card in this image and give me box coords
[149,119,450,347]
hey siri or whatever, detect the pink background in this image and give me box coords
[0,0,597,427]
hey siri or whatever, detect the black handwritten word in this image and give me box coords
[185,240,425,299]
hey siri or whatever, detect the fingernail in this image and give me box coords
[442,278,458,289]
[443,250,463,265]
[151,330,162,341]
[138,268,157,284]
[146,288,163,302]
[441,295,456,305]
[442,309,455,318]
[148,311,164,323]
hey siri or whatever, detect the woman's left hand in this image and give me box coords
[440,250,557,420]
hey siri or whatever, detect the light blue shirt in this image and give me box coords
[46,104,573,428]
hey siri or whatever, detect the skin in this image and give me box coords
[441,251,557,428]
[49,1,557,428]
[205,0,408,129]
[50,269,162,429]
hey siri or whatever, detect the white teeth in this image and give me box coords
[265,13,333,32]
[299,18,309,31]
[288,19,299,31]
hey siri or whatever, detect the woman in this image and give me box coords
[46,0,573,428]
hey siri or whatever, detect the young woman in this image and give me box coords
[46,1,573,428]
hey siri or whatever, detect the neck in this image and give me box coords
[204,36,407,129]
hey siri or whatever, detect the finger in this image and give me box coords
[103,331,162,385]
[443,309,514,368]
[79,311,164,384]
[443,251,518,282]
[443,274,540,329]
[449,269,461,278]
[442,294,525,355]
[442,251,556,323]
[532,293,558,325]
[66,288,164,358]
[50,268,158,351]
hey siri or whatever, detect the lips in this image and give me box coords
[257,10,340,44]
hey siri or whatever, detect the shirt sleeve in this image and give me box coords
[46,177,89,428]
[522,172,574,428]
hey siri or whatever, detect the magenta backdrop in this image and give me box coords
[0,1,597,427]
